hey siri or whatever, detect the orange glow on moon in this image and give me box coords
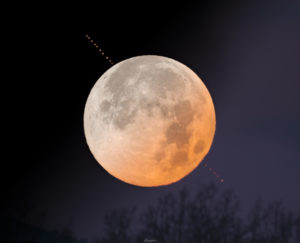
[84,55,216,187]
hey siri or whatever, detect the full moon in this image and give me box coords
[84,55,216,187]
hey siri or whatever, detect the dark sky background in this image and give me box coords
[3,0,300,240]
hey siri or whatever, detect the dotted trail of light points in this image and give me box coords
[85,34,222,184]
[85,34,114,65]
[202,163,224,183]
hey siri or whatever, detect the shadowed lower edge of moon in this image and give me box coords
[106,134,214,188]
[86,95,215,187]
[99,102,215,187]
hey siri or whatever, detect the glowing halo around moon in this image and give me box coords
[84,55,216,187]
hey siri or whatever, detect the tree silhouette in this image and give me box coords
[184,183,243,243]
[2,183,299,242]
[98,183,300,243]
[137,188,189,243]
[98,207,136,243]
[245,200,295,243]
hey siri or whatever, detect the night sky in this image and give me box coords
[3,1,300,240]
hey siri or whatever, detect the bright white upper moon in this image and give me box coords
[84,55,216,187]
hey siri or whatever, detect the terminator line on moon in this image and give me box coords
[84,55,216,187]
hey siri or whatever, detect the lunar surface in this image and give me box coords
[84,55,216,187]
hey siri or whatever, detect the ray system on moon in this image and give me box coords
[84,55,216,187]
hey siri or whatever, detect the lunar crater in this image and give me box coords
[100,100,111,113]
[166,122,191,148]
[172,150,188,167]
[194,139,205,154]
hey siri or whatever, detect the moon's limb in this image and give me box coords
[84,55,215,187]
